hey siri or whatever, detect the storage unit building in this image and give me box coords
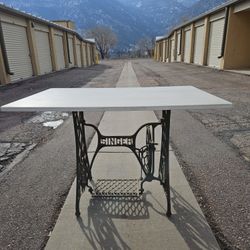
[0,4,98,85]
[54,29,65,70]
[34,23,53,74]
[0,13,33,81]
[155,0,250,72]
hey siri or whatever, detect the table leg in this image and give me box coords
[72,112,92,217]
[159,110,171,217]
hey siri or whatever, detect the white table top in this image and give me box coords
[0,86,232,112]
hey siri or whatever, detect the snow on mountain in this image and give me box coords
[0,0,230,50]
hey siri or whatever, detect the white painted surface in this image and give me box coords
[193,25,205,65]
[207,18,225,68]
[2,22,33,81]
[1,86,232,112]
[76,44,81,67]
[68,37,74,67]
[176,32,181,62]
[184,29,191,63]
[170,38,175,62]
[35,30,52,74]
[54,34,65,70]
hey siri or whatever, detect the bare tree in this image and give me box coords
[136,37,154,57]
[85,25,117,59]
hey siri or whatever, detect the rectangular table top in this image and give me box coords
[0,86,232,112]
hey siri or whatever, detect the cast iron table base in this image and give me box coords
[72,110,171,217]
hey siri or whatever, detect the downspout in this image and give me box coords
[0,20,14,75]
[66,32,71,64]
[218,7,230,59]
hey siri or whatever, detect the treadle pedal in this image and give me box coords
[92,179,140,197]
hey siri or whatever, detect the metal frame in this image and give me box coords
[72,110,171,217]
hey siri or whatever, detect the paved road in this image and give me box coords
[133,59,250,250]
[0,61,124,249]
[0,59,249,250]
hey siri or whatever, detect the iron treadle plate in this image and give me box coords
[92,179,140,197]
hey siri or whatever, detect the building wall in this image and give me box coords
[0,6,96,85]
[223,8,250,69]
[155,0,250,71]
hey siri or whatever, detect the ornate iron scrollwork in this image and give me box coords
[72,110,171,217]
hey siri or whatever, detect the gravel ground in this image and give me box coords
[0,61,124,250]
[1,59,249,250]
[132,59,250,250]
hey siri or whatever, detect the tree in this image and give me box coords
[85,25,117,59]
[136,37,154,58]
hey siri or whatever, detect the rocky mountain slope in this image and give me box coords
[1,0,229,49]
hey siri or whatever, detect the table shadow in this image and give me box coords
[168,187,219,250]
[77,193,151,250]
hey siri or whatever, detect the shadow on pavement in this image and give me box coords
[77,193,152,250]
[169,188,219,250]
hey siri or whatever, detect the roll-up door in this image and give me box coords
[170,38,175,62]
[1,22,33,81]
[54,31,65,70]
[176,32,181,62]
[68,35,74,67]
[207,18,225,68]
[193,25,205,65]
[83,44,87,67]
[87,44,91,66]
[35,28,52,74]
[76,42,82,67]
[184,29,191,63]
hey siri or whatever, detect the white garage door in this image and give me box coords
[86,45,91,66]
[54,33,65,70]
[83,44,87,67]
[170,39,175,62]
[184,30,191,63]
[193,25,205,65]
[207,18,225,68]
[2,22,33,81]
[35,30,52,74]
[68,36,74,67]
[76,44,82,67]
[176,32,181,62]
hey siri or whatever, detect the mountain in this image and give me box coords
[1,0,229,50]
[184,0,228,17]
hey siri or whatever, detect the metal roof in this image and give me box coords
[0,3,95,44]
[156,0,245,42]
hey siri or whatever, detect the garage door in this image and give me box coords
[68,36,74,67]
[83,44,87,67]
[35,30,52,74]
[184,29,191,63]
[76,43,82,67]
[54,31,65,70]
[207,18,225,68]
[86,44,91,66]
[170,39,175,62]
[176,32,181,62]
[1,22,33,81]
[193,25,205,65]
